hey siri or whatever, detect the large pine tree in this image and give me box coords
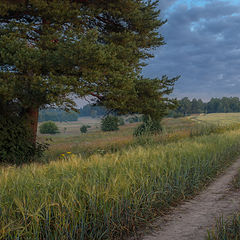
[0,0,179,143]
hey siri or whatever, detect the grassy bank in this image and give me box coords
[2,129,240,239]
[207,169,240,240]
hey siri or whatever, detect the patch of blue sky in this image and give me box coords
[166,0,204,13]
[166,0,239,13]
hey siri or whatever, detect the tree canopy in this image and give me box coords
[0,0,179,120]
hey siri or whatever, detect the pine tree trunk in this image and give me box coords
[26,107,39,144]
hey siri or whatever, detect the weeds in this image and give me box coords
[207,214,240,240]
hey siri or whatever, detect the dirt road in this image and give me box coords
[141,158,240,240]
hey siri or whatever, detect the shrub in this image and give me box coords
[80,125,88,133]
[134,115,162,136]
[101,115,119,131]
[39,122,59,134]
[0,116,47,164]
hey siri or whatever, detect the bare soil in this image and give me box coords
[139,158,240,240]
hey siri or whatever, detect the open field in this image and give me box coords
[43,117,102,135]
[38,113,240,161]
[1,114,240,239]
[38,116,196,160]
[191,112,240,124]
[2,114,240,239]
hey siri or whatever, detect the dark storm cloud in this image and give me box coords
[144,1,240,100]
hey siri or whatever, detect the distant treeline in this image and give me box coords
[169,97,240,117]
[39,105,107,122]
[39,109,79,122]
[78,104,107,118]
[39,97,240,122]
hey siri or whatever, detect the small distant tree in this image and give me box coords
[39,122,59,134]
[80,125,88,133]
[134,115,162,136]
[101,116,119,131]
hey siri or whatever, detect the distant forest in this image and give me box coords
[39,105,107,122]
[169,97,240,118]
[39,97,240,122]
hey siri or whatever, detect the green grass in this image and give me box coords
[207,214,240,240]
[38,117,196,161]
[38,115,240,161]
[2,128,240,239]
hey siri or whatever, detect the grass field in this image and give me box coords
[38,113,240,161]
[38,116,196,160]
[191,113,240,124]
[1,113,240,239]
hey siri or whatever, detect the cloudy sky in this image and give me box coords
[143,0,240,100]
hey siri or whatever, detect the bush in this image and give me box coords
[39,122,59,134]
[0,116,47,164]
[80,125,88,133]
[101,115,119,131]
[134,115,162,136]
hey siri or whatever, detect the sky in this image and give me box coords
[143,0,240,100]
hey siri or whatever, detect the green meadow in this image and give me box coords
[1,113,240,239]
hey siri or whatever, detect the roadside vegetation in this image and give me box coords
[2,116,240,239]
[207,169,240,240]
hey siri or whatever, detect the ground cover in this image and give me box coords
[38,117,196,160]
[39,114,240,161]
[1,128,240,239]
[207,169,240,240]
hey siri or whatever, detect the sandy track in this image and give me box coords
[140,158,240,240]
